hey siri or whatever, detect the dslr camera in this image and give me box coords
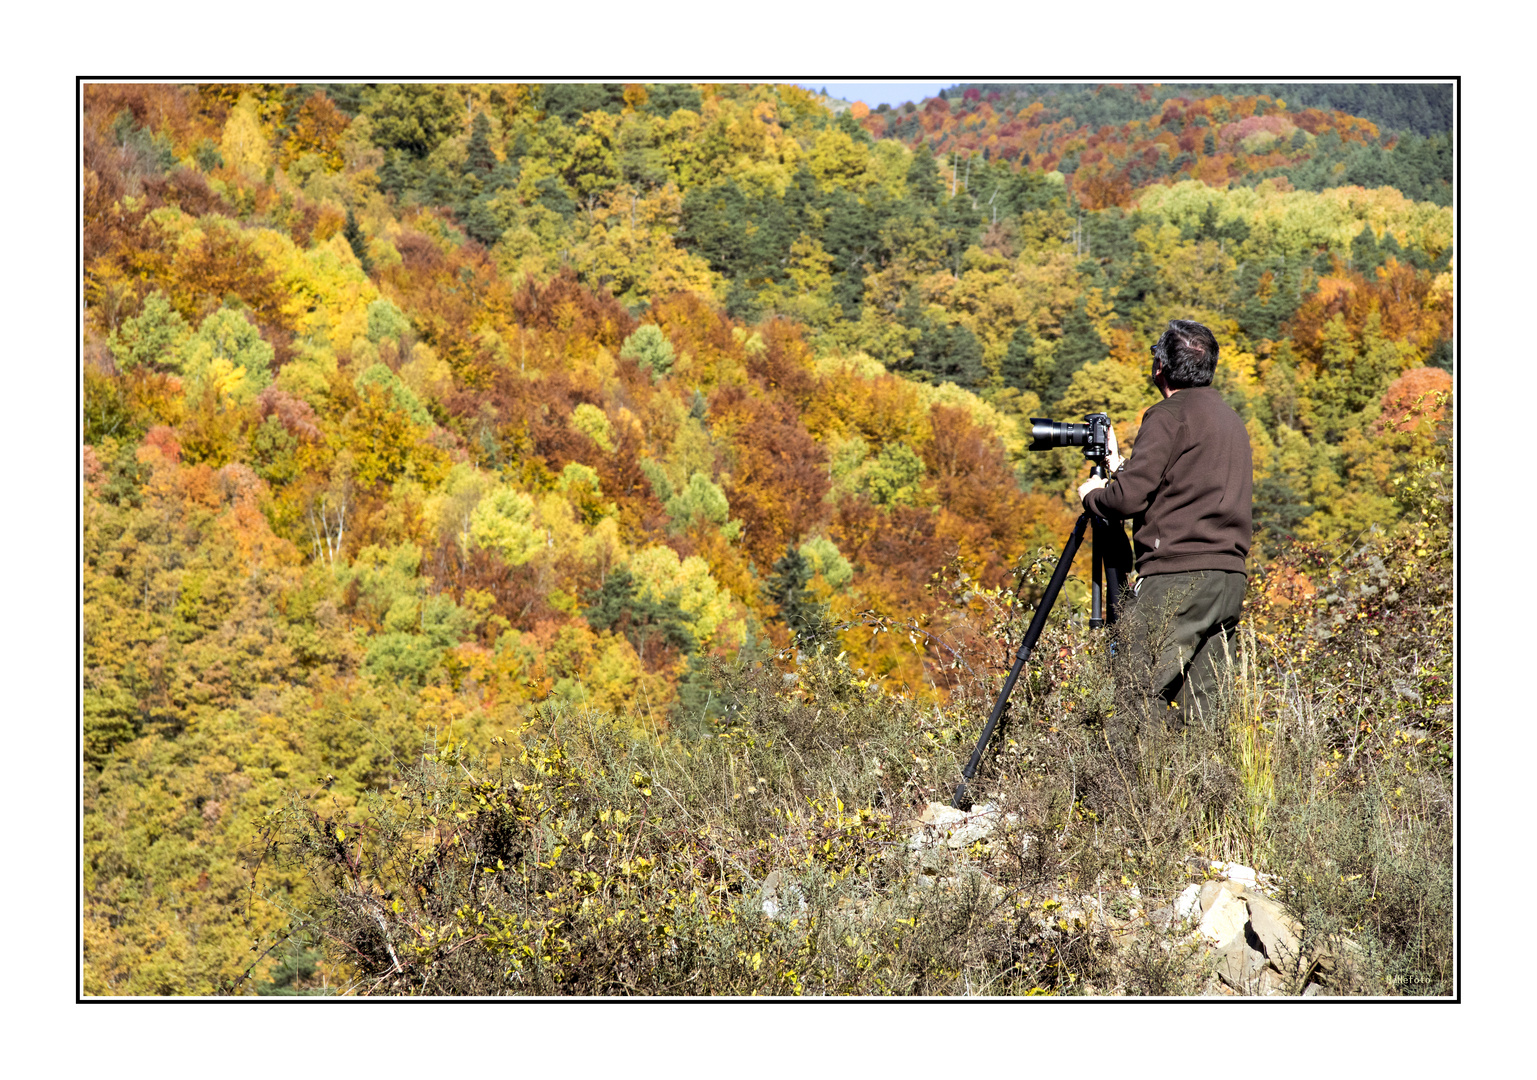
[1029,412,1112,463]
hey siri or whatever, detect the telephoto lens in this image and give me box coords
[1029,418,1090,451]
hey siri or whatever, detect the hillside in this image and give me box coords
[81,81,1453,996]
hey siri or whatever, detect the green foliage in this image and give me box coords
[862,442,926,508]
[364,84,464,159]
[355,362,431,427]
[365,299,412,344]
[556,462,614,525]
[1045,299,1108,407]
[619,324,676,379]
[799,536,853,588]
[363,594,476,687]
[108,292,191,371]
[664,471,732,533]
[584,567,697,658]
[469,487,544,567]
[178,308,274,404]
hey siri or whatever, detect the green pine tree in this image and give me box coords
[584,568,697,659]
[764,546,832,650]
[907,143,942,205]
[1351,225,1382,275]
[1001,324,1036,390]
[343,207,372,273]
[1046,298,1108,406]
[466,112,496,177]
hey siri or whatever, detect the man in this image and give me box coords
[1077,319,1252,727]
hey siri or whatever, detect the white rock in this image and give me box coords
[912,802,1016,850]
[1174,884,1203,921]
[1198,888,1249,948]
[919,802,970,827]
[1211,861,1259,890]
[758,870,806,921]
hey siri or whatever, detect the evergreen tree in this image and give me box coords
[540,83,626,123]
[1427,337,1453,374]
[644,83,702,116]
[764,546,833,650]
[466,112,496,177]
[533,175,575,220]
[463,196,503,247]
[912,323,987,389]
[1351,225,1382,275]
[671,651,725,735]
[1253,472,1313,545]
[1046,298,1108,406]
[194,137,224,172]
[907,143,942,205]
[1114,253,1159,319]
[1001,324,1036,390]
[343,207,372,272]
[1379,231,1403,266]
[837,108,872,144]
[584,568,697,659]
[1234,258,1302,343]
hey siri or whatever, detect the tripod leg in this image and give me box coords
[1092,515,1133,628]
[954,513,1090,809]
[1090,540,1104,630]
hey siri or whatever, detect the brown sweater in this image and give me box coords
[1083,386,1252,576]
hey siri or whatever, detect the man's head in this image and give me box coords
[1150,320,1219,390]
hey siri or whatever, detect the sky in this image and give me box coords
[793,81,957,108]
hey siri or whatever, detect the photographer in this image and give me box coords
[1076,319,1252,726]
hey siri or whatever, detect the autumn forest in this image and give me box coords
[81,82,1454,996]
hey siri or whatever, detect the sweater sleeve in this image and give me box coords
[1084,407,1176,521]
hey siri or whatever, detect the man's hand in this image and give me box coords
[1105,423,1124,473]
[1078,475,1108,505]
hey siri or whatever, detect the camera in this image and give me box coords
[1030,413,1111,461]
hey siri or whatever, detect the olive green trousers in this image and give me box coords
[1116,569,1247,728]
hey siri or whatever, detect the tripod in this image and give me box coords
[952,461,1134,810]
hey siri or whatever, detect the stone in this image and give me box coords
[1245,893,1305,973]
[919,802,969,827]
[1213,934,1269,991]
[1174,884,1203,922]
[911,801,1015,850]
[1198,887,1249,948]
[1256,967,1290,996]
[1210,860,1259,890]
[1308,937,1367,993]
[758,869,806,921]
[1199,878,1243,916]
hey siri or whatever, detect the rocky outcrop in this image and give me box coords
[1150,863,1363,995]
[902,804,1362,996]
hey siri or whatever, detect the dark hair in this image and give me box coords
[1152,320,1219,388]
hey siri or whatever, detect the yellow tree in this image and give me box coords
[219,93,273,180]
